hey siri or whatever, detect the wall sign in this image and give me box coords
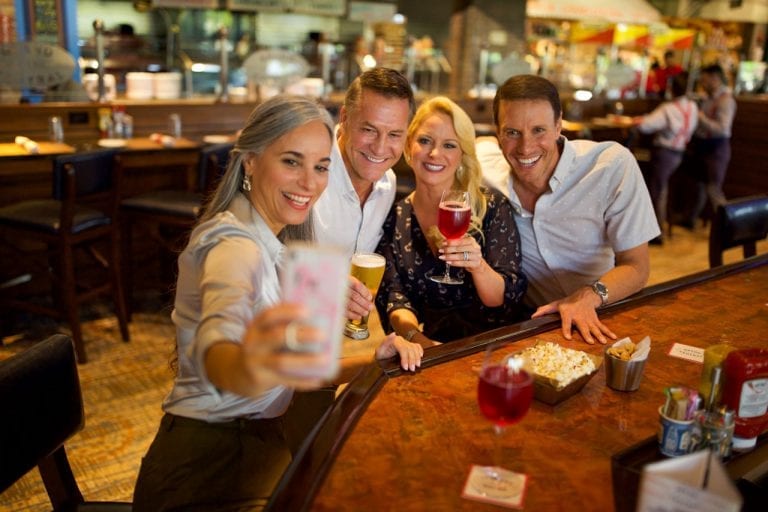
[228,0,346,16]
[26,0,62,45]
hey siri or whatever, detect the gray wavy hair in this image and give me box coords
[200,94,334,241]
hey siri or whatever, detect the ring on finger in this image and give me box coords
[463,251,469,261]
[284,321,300,351]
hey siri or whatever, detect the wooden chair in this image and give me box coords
[0,149,130,363]
[708,195,768,268]
[120,142,232,312]
[0,334,132,510]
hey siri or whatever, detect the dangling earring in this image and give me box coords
[242,174,252,192]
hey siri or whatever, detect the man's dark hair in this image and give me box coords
[493,74,562,127]
[344,68,416,118]
[701,63,727,85]
[670,71,690,98]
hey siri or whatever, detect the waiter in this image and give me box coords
[682,63,737,229]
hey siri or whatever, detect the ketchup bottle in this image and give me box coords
[721,348,768,451]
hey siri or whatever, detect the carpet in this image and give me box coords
[0,296,176,510]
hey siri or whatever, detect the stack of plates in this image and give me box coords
[126,72,154,100]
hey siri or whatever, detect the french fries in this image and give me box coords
[607,341,636,361]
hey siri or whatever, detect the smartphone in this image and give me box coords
[280,242,350,380]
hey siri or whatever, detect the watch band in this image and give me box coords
[404,328,420,342]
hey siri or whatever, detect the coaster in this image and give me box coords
[667,343,704,363]
[461,464,527,509]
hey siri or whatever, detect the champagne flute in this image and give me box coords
[343,252,386,340]
[429,189,471,285]
[474,344,533,498]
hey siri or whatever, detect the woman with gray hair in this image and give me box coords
[134,95,422,511]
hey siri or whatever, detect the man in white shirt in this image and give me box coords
[313,68,415,319]
[477,75,659,345]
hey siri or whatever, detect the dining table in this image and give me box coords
[267,254,768,511]
[0,136,203,207]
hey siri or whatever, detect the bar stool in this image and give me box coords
[708,195,768,268]
[120,142,233,311]
[0,149,130,363]
[0,334,132,509]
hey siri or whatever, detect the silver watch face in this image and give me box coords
[592,281,608,304]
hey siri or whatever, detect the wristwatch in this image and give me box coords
[591,281,608,307]
[404,328,420,342]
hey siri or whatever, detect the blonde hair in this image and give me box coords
[405,96,487,238]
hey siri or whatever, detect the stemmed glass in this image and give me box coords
[429,189,471,285]
[474,344,534,498]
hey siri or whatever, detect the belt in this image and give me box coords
[162,412,285,434]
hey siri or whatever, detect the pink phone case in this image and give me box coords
[280,243,350,379]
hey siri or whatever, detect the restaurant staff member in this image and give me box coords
[477,75,659,345]
[680,63,737,230]
[634,72,698,244]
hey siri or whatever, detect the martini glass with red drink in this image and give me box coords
[475,344,534,498]
[430,189,471,285]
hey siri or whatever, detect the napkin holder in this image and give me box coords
[611,433,768,512]
[636,450,742,512]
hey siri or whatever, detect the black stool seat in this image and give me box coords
[121,190,201,219]
[0,199,110,234]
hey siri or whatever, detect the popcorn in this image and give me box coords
[519,342,597,388]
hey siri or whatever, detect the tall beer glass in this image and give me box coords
[344,252,386,340]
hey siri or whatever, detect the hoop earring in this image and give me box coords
[242,174,252,192]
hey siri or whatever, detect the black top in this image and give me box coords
[375,187,528,342]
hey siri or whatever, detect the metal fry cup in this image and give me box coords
[604,348,647,392]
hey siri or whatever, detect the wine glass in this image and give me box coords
[429,189,471,285]
[474,344,534,498]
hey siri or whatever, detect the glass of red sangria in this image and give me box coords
[430,189,471,285]
[475,344,534,498]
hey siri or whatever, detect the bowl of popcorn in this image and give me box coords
[516,342,602,405]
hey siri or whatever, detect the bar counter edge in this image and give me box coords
[266,253,768,511]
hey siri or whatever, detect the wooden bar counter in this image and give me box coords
[268,255,768,511]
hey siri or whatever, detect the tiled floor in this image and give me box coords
[647,222,767,286]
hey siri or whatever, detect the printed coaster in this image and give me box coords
[461,464,528,509]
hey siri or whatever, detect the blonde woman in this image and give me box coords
[376,96,527,346]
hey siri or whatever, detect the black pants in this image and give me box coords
[648,146,685,230]
[133,413,290,512]
[686,136,731,224]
